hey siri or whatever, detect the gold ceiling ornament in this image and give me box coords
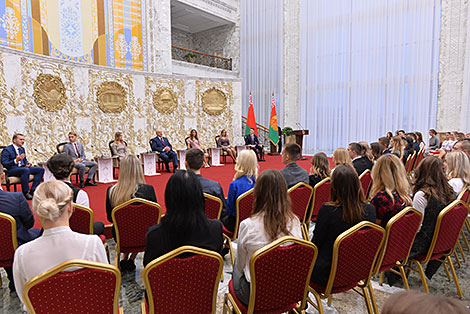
[96,81,127,113]
[153,86,178,114]
[32,73,67,111]
[201,87,227,115]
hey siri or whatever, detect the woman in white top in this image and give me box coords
[445,150,470,195]
[13,181,107,305]
[233,169,302,305]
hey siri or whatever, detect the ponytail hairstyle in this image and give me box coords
[32,181,73,221]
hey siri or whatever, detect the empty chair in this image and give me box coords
[0,213,17,287]
[359,169,372,199]
[203,193,223,220]
[288,182,314,240]
[308,178,331,222]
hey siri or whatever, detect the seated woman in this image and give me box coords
[187,129,209,168]
[13,181,107,305]
[233,169,302,305]
[218,129,237,163]
[310,165,376,286]
[143,170,223,266]
[446,151,470,195]
[408,157,454,280]
[402,136,415,164]
[106,154,157,271]
[370,154,412,227]
[390,135,404,158]
[332,148,354,171]
[221,150,258,232]
[416,131,425,151]
[309,152,331,187]
[370,142,382,162]
[359,141,374,162]
[110,131,128,158]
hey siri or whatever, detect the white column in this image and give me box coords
[147,0,172,74]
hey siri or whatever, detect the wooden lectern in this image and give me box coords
[291,130,309,159]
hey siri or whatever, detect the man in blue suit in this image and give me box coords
[150,129,178,172]
[0,163,40,292]
[1,134,44,200]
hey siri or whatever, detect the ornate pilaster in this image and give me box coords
[147,0,172,74]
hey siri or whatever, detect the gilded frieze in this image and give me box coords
[96,81,127,113]
[153,87,178,114]
[32,73,67,111]
[201,87,227,115]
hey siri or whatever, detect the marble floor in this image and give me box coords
[1,230,470,314]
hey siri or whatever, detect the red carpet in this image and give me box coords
[7,154,324,229]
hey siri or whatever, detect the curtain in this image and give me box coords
[240,0,284,130]
[299,0,441,154]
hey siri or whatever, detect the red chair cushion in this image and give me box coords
[432,204,468,256]
[204,196,221,220]
[0,216,15,266]
[69,207,92,234]
[99,234,106,244]
[311,182,331,221]
[289,186,312,222]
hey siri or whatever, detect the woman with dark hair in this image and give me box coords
[402,136,415,165]
[387,132,393,139]
[310,165,376,285]
[233,169,302,305]
[143,170,223,266]
[309,152,331,187]
[391,135,404,158]
[415,131,425,151]
[370,142,382,162]
[187,129,210,167]
[218,129,237,163]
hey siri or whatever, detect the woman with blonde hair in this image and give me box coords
[309,152,331,187]
[233,169,302,304]
[13,181,107,305]
[445,150,470,194]
[370,154,412,227]
[110,131,128,158]
[390,135,404,158]
[359,141,374,162]
[105,154,157,271]
[332,148,354,170]
[221,149,258,232]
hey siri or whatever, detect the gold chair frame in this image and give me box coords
[456,187,470,251]
[0,212,18,286]
[307,221,385,314]
[141,246,223,314]
[111,198,162,268]
[288,182,314,240]
[203,193,223,220]
[23,259,123,314]
[223,236,318,314]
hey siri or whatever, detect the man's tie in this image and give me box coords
[74,143,80,157]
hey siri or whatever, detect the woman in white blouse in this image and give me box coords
[233,169,302,305]
[13,181,107,304]
[445,150,470,195]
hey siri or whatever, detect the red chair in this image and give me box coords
[111,198,162,268]
[359,170,372,199]
[307,222,385,314]
[288,182,314,240]
[23,259,123,314]
[0,213,17,287]
[413,148,425,171]
[404,152,416,175]
[406,200,469,297]
[457,186,470,248]
[223,237,318,314]
[141,246,223,314]
[308,178,331,222]
[223,188,254,266]
[203,193,223,220]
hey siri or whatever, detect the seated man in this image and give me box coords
[185,149,227,216]
[63,132,98,188]
[245,128,265,161]
[47,153,104,235]
[150,129,178,172]
[1,133,44,200]
[348,142,373,176]
[280,143,309,188]
[0,163,40,292]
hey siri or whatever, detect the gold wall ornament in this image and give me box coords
[201,87,227,115]
[96,81,127,113]
[32,73,67,111]
[153,87,178,114]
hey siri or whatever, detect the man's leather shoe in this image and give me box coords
[24,193,33,200]
[85,179,97,186]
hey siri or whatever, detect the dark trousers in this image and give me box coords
[249,145,264,160]
[7,166,44,194]
[233,261,250,305]
[159,150,178,170]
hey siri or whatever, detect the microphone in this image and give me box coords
[296,122,305,130]
[34,149,50,161]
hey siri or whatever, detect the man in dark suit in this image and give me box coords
[348,142,373,176]
[185,149,227,216]
[280,143,309,188]
[244,128,265,161]
[150,129,178,172]
[62,132,98,188]
[0,163,40,292]
[1,133,44,200]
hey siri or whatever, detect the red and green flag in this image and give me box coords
[268,93,279,146]
[245,92,258,136]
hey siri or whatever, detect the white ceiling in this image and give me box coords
[171,0,233,34]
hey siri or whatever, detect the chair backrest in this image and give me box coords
[108,140,115,156]
[204,193,223,220]
[23,260,121,314]
[324,222,385,295]
[422,200,469,263]
[413,148,425,170]
[143,246,223,314]
[309,178,331,222]
[215,135,221,147]
[233,188,255,239]
[0,213,17,267]
[457,186,470,205]
[185,137,190,149]
[248,237,318,313]
[404,152,416,173]
[374,207,422,274]
[288,182,314,223]
[69,204,94,235]
[112,198,162,253]
[358,170,372,199]
[56,142,67,153]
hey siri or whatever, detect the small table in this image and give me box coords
[95,157,117,183]
[177,150,187,170]
[236,145,248,155]
[37,162,55,182]
[141,153,161,176]
[209,148,223,166]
